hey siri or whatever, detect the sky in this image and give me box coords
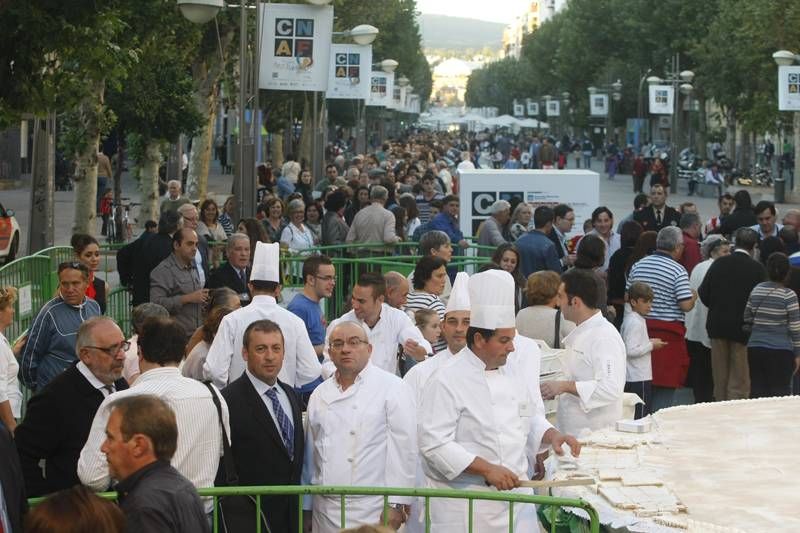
[416,0,530,24]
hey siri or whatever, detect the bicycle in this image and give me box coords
[106,198,141,243]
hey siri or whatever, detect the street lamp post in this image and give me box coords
[588,79,622,144]
[773,50,800,202]
[358,59,397,154]
[647,55,694,194]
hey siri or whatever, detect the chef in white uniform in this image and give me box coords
[203,241,322,388]
[419,269,580,532]
[540,268,626,437]
[322,272,431,377]
[303,321,417,532]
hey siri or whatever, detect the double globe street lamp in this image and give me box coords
[588,80,622,143]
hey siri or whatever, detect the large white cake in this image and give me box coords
[549,397,800,532]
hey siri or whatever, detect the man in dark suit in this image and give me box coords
[207,233,251,305]
[15,317,129,497]
[698,227,766,401]
[634,184,681,233]
[0,425,26,532]
[219,319,304,533]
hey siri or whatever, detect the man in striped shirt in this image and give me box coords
[627,227,696,411]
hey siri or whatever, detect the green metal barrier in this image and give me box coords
[0,255,53,343]
[107,287,133,337]
[28,485,601,533]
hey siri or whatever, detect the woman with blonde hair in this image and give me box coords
[0,286,22,431]
[515,271,576,348]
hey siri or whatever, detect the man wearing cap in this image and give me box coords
[476,200,511,256]
[540,269,626,435]
[204,242,322,390]
[323,272,431,377]
[419,270,580,532]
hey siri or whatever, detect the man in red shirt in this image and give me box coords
[679,213,702,275]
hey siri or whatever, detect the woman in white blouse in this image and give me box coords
[280,198,318,254]
[0,286,22,432]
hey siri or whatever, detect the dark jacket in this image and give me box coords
[117,460,209,533]
[131,232,173,306]
[14,363,129,497]
[117,231,154,292]
[718,207,757,237]
[698,251,767,344]
[219,374,304,533]
[633,205,681,233]
[516,230,562,278]
[207,262,251,303]
[0,425,26,533]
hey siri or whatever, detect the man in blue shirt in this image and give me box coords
[515,205,562,278]
[288,256,335,358]
[427,195,469,279]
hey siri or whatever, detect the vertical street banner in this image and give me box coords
[590,94,608,116]
[526,99,539,116]
[778,66,800,111]
[366,71,394,107]
[326,44,372,100]
[513,100,525,117]
[546,100,560,117]
[259,3,334,91]
[648,85,674,114]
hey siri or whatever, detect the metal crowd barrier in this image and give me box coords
[29,485,601,533]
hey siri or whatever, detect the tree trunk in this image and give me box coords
[72,80,105,235]
[187,64,221,203]
[271,130,284,166]
[113,132,125,242]
[740,127,751,172]
[139,141,162,228]
[298,95,312,168]
[725,108,737,168]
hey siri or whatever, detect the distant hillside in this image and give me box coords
[418,14,505,51]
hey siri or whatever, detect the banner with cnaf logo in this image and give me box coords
[326,43,372,100]
[259,3,333,91]
[459,170,600,239]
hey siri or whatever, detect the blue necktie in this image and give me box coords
[265,388,294,456]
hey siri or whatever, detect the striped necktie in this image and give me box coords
[265,388,294,456]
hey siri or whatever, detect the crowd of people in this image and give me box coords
[1,130,800,533]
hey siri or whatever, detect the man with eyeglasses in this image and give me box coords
[79,316,229,516]
[303,321,416,532]
[15,317,129,497]
[19,261,103,392]
[288,256,335,357]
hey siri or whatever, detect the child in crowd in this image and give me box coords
[621,281,666,418]
[99,189,113,236]
[414,308,442,349]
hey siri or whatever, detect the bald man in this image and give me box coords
[384,271,410,310]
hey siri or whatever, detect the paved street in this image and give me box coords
[2,158,784,255]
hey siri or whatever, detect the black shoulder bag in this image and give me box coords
[204,382,272,533]
[553,308,562,349]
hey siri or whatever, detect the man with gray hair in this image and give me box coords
[384,271,410,310]
[15,316,130,496]
[207,232,251,304]
[476,199,510,255]
[122,303,170,384]
[627,226,696,411]
[698,227,766,401]
[346,185,400,256]
[160,180,191,215]
[679,212,702,274]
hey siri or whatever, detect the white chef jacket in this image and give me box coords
[557,311,626,437]
[418,347,550,532]
[303,363,417,532]
[620,305,653,382]
[684,258,714,348]
[322,304,432,377]
[203,294,322,388]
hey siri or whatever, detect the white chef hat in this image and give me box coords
[445,272,470,315]
[468,269,515,329]
[250,241,280,283]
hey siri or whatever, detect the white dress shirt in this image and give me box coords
[322,304,432,377]
[418,346,550,532]
[245,369,292,431]
[557,311,626,437]
[203,294,322,388]
[303,363,417,532]
[76,361,115,398]
[78,367,230,513]
[620,305,653,382]
[0,332,22,417]
[685,258,714,348]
